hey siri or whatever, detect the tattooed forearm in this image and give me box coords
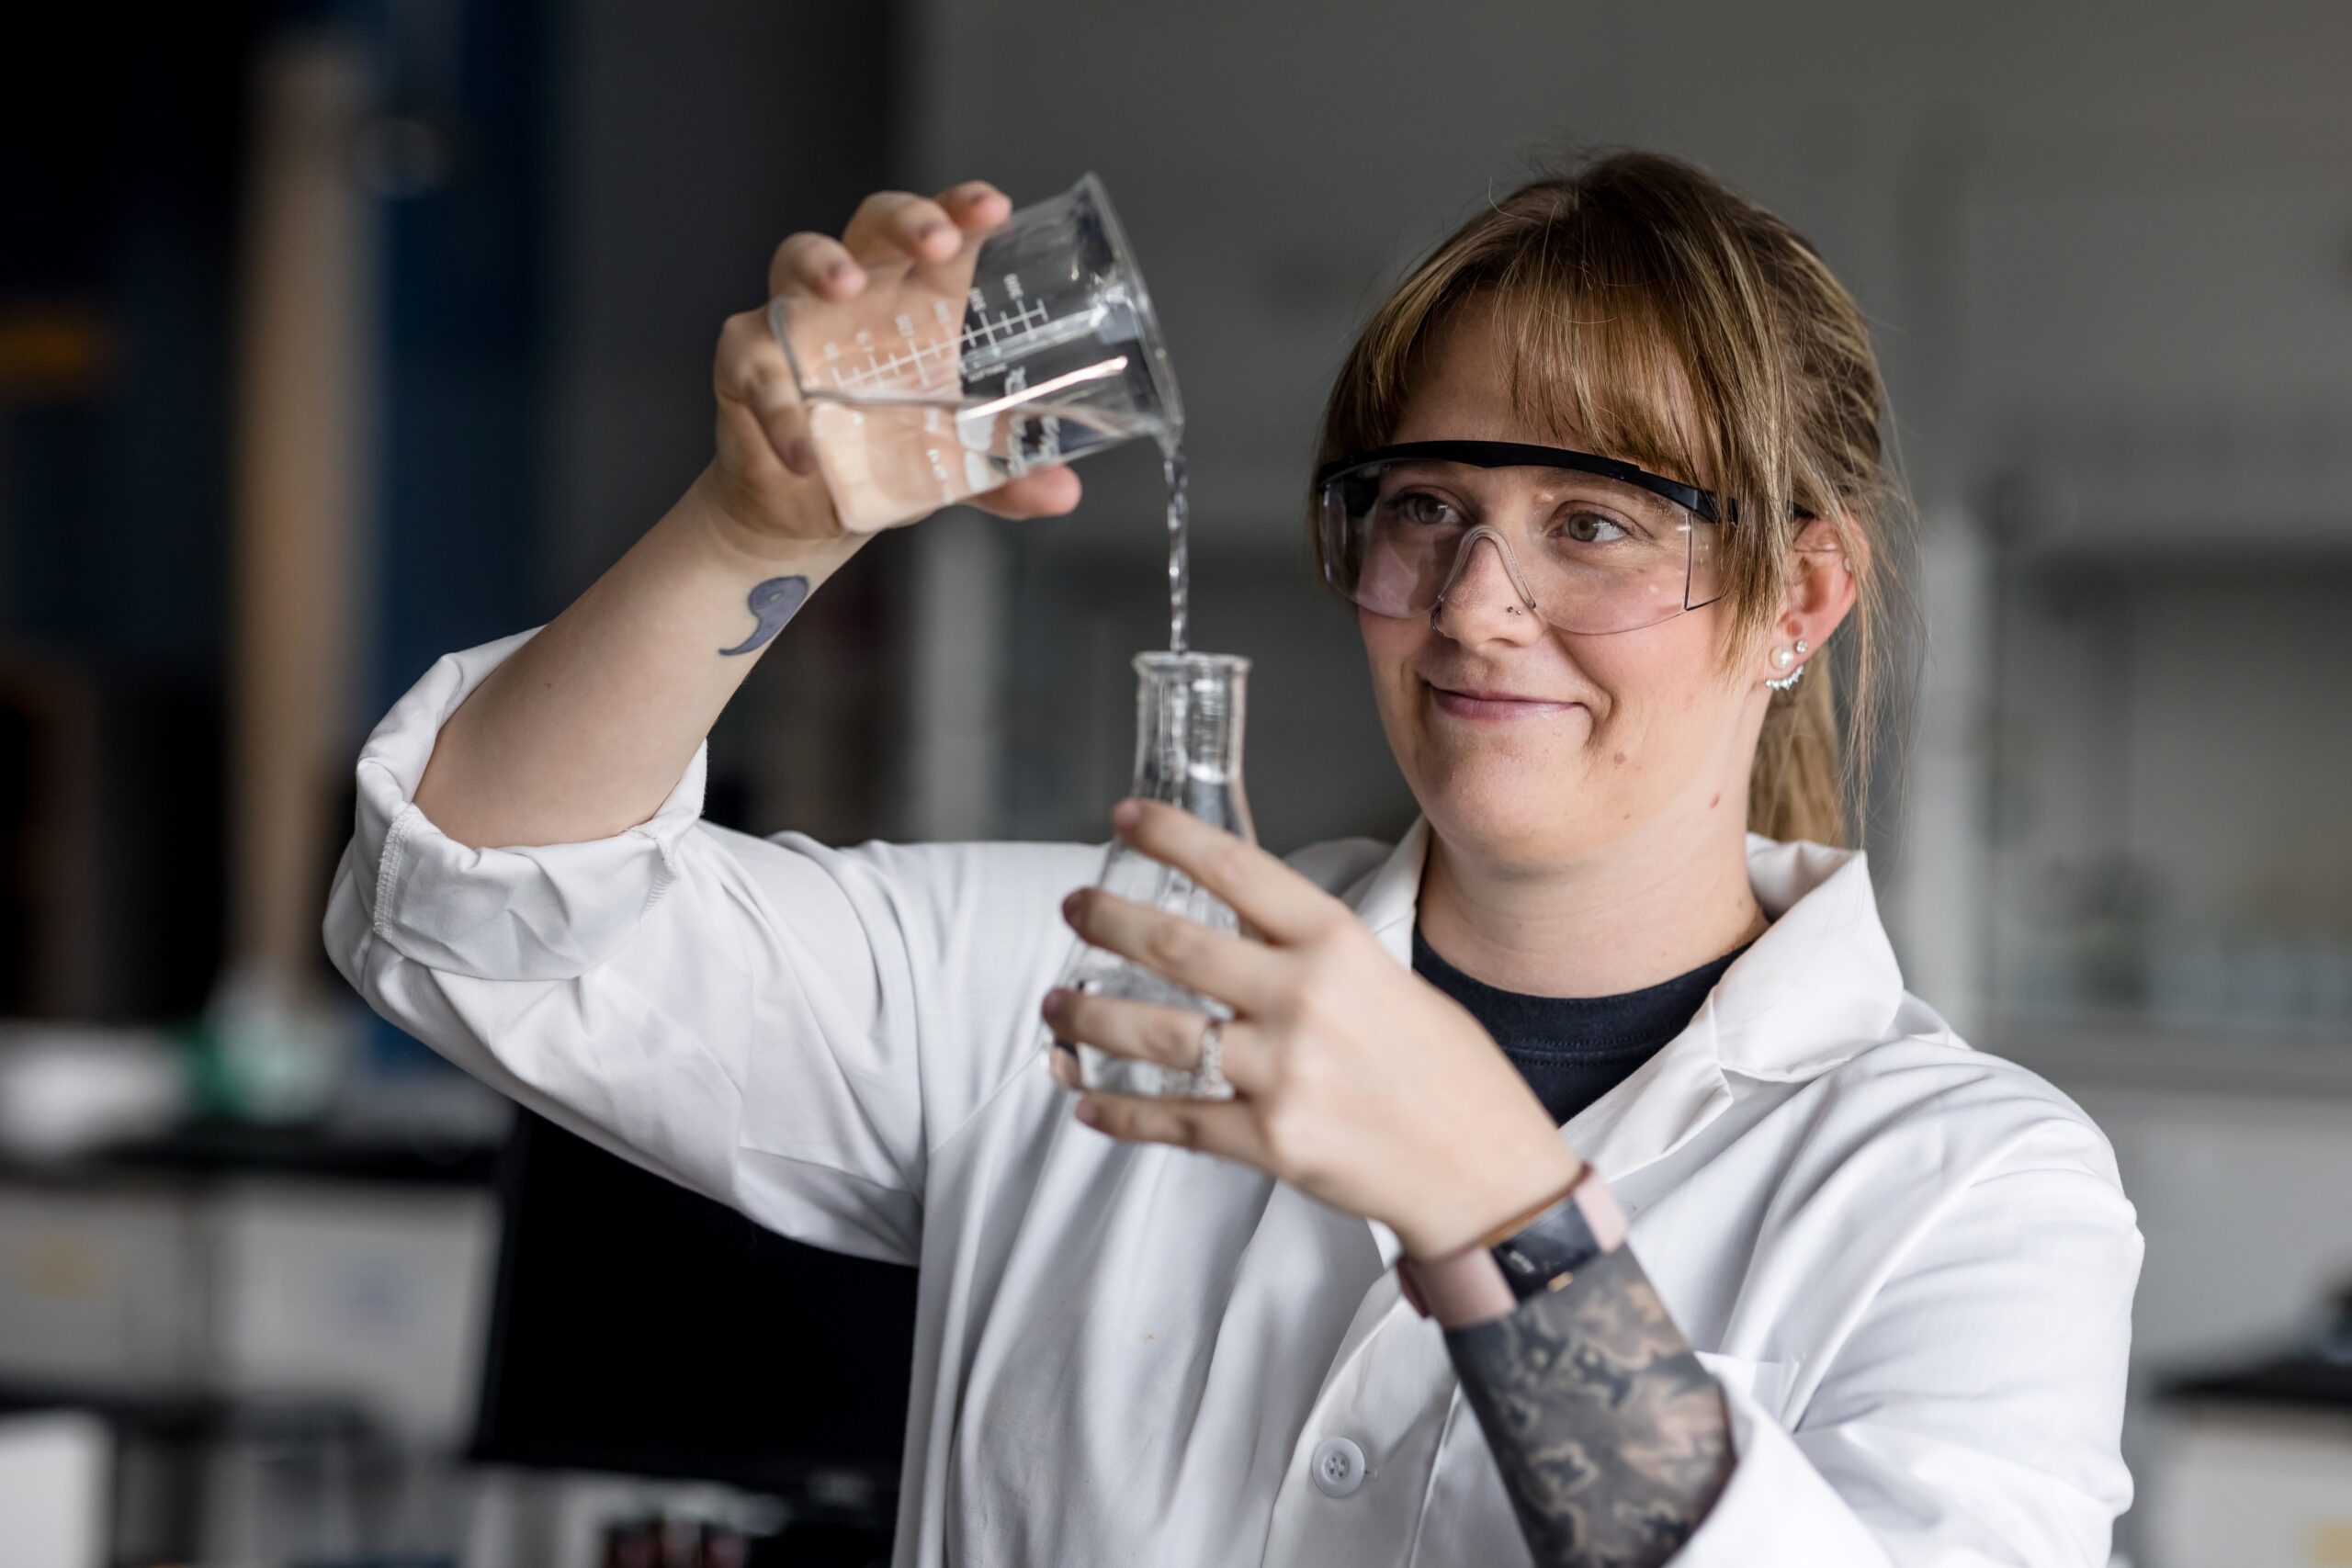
[1444,1246,1733,1567]
[718,575,809,656]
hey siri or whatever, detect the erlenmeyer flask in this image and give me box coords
[1053,651,1253,1099]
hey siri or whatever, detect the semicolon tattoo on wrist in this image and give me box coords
[718,575,810,656]
[1443,1245,1734,1568]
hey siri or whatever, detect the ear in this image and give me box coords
[1758,516,1860,682]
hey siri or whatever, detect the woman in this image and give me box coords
[326,153,2138,1566]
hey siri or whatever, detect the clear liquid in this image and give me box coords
[1161,438,1188,654]
[1059,653,1252,1100]
[805,385,1193,655]
[798,387,1157,527]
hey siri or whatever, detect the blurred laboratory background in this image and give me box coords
[3,1,2349,1563]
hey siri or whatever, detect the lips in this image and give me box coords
[1426,680,1583,721]
[1437,685,1544,704]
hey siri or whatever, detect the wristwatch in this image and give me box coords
[1397,1163,1628,1328]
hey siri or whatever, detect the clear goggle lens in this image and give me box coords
[1317,449,1725,636]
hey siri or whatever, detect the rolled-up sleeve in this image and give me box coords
[344,628,709,981]
[322,627,1098,1267]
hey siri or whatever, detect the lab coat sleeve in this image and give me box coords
[322,626,1101,1268]
[1673,1111,2142,1568]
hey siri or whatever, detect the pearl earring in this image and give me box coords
[1770,646,1795,671]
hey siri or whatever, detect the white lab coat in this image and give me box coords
[324,627,2140,1568]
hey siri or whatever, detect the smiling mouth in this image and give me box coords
[1426,682,1583,720]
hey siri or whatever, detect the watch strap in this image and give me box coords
[1397,1238,1519,1325]
[1399,1165,1626,1327]
[1491,1168,1620,1296]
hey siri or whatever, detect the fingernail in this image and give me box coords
[1074,1099,1102,1128]
[1112,799,1142,830]
[783,437,817,475]
[1062,890,1083,920]
[913,220,948,243]
[1040,987,1067,1021]
[825,258,854,282]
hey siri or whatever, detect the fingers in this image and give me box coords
[1063,887,1286,1016]
[1110,801,1346,947]
[841,190,964,267]
[766,181,1007,305]
[1042,989,1267,1095]
[768,231,863,302]
[937,178,1011,232]
[714,308,820,478]
[970,464,1082,520]
[1069,1089,1272,1165]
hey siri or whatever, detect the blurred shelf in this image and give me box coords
[0,1378,377,1444]
[0,1114,502,1190]
[2161,1354,2352,1418]
[1993,1014,2352,1100]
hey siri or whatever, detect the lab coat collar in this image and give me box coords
[1340,818,1908,1270]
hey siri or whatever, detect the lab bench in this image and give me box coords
[0,1118,503,1562]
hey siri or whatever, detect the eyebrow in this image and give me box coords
[1323,441,1722,521]
[1375,461,1679,514]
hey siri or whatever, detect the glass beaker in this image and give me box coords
[768,173,1183,533]
[1053,652,1253,1100]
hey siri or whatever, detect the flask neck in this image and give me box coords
[1130,653,1252,842]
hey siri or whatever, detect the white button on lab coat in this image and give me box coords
[324,628,2140,1567]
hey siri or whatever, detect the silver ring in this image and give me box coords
[1192,1017,1228,1097]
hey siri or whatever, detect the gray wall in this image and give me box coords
[891,0,2352,939]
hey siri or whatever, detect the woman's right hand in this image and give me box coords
[703,180,1085,549]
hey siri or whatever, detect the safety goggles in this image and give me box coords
[1314,440,1731,636]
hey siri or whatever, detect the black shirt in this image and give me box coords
[1411,924,1754,1127]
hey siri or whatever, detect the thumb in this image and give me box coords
[715,306,823,482]
[971,464,1083,520]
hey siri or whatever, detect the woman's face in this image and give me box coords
[1359,309,1769,871]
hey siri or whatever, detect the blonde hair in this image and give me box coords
[1312,151,1914,847]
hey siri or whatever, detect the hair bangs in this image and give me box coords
[1473,268,1718,502]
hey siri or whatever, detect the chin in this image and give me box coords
[1414,748,1601,863]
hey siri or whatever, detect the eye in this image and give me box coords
[1555,508,1632,545]
[1384,490,1464,527]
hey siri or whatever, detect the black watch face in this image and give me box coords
[1491,1199,1604,1299]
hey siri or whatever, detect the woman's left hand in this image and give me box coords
[1043,798,1584,1261]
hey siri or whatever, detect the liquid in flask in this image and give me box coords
[1051,651,1253,1099]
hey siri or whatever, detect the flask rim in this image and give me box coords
[1132,650,1250,677]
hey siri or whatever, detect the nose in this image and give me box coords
[1430,531,1541,645]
